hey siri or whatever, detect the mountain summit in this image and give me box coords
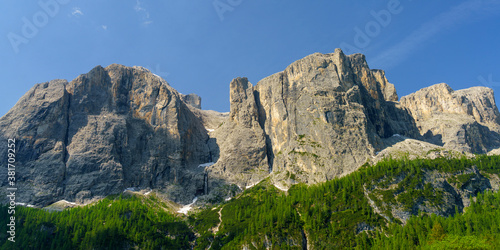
[1,49,499,207]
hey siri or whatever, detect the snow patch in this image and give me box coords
[61,200,77,206]
[206,128,215,132]
[198,162,215,168]
[245,183,256,189]
[144,190,152,196]
[392,134,401,137]
[178,197,198,215]
[274,184,289,192]
[124,187,138,192]
[16,203,37,208]
[225,197,232,201]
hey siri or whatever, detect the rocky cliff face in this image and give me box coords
[0,65,214,206]
[1,50,500,207]
[367,165,500,223]
[400,83,500,153]
[181,93,202,109]
[207,49,420,188]
[207,78,271,188]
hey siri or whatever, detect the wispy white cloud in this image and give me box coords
[371,0,500,69]
[134,0,146,13]
[101,25,108,30]
[134,0,153,26]
[71,7,84,17]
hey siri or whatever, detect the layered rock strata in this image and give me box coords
[400,83,500,153]
[208,49,421,187]
[0,65,213,206]
[1,49,500,206]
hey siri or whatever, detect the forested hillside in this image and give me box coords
[2,155,500,249]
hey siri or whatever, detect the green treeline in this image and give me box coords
[1,155,500,249]
[0,194,193,250]
[372,190,500,249]
[193,155,500,249]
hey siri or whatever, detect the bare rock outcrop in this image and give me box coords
[400,83,500,153]
[368,166,499,224]
[207,78,270,188]
[0,65,213,206]
[2,50,500,207]
[207,49,420,186]
[181,93,202,109]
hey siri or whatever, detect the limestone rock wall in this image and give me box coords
[2,50,500,206]
[400,83,500,153]
[208,49,420,186]
[0,65,212,206]
[181,93,202,109]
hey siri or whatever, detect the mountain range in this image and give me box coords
[1,48,499,209]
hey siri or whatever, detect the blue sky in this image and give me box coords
[1,0,500,116]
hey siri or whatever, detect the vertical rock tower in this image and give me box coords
[208,49,420,187]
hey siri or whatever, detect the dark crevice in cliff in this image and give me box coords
[280,73,289,120]
[253,90,274,173]
[61,89,72,194]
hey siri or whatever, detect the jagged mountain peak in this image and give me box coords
[401,82,500,125]
[67,64,171,91]
[0,64,215,207]
[209,49,419,189]
[1,50,499,208]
